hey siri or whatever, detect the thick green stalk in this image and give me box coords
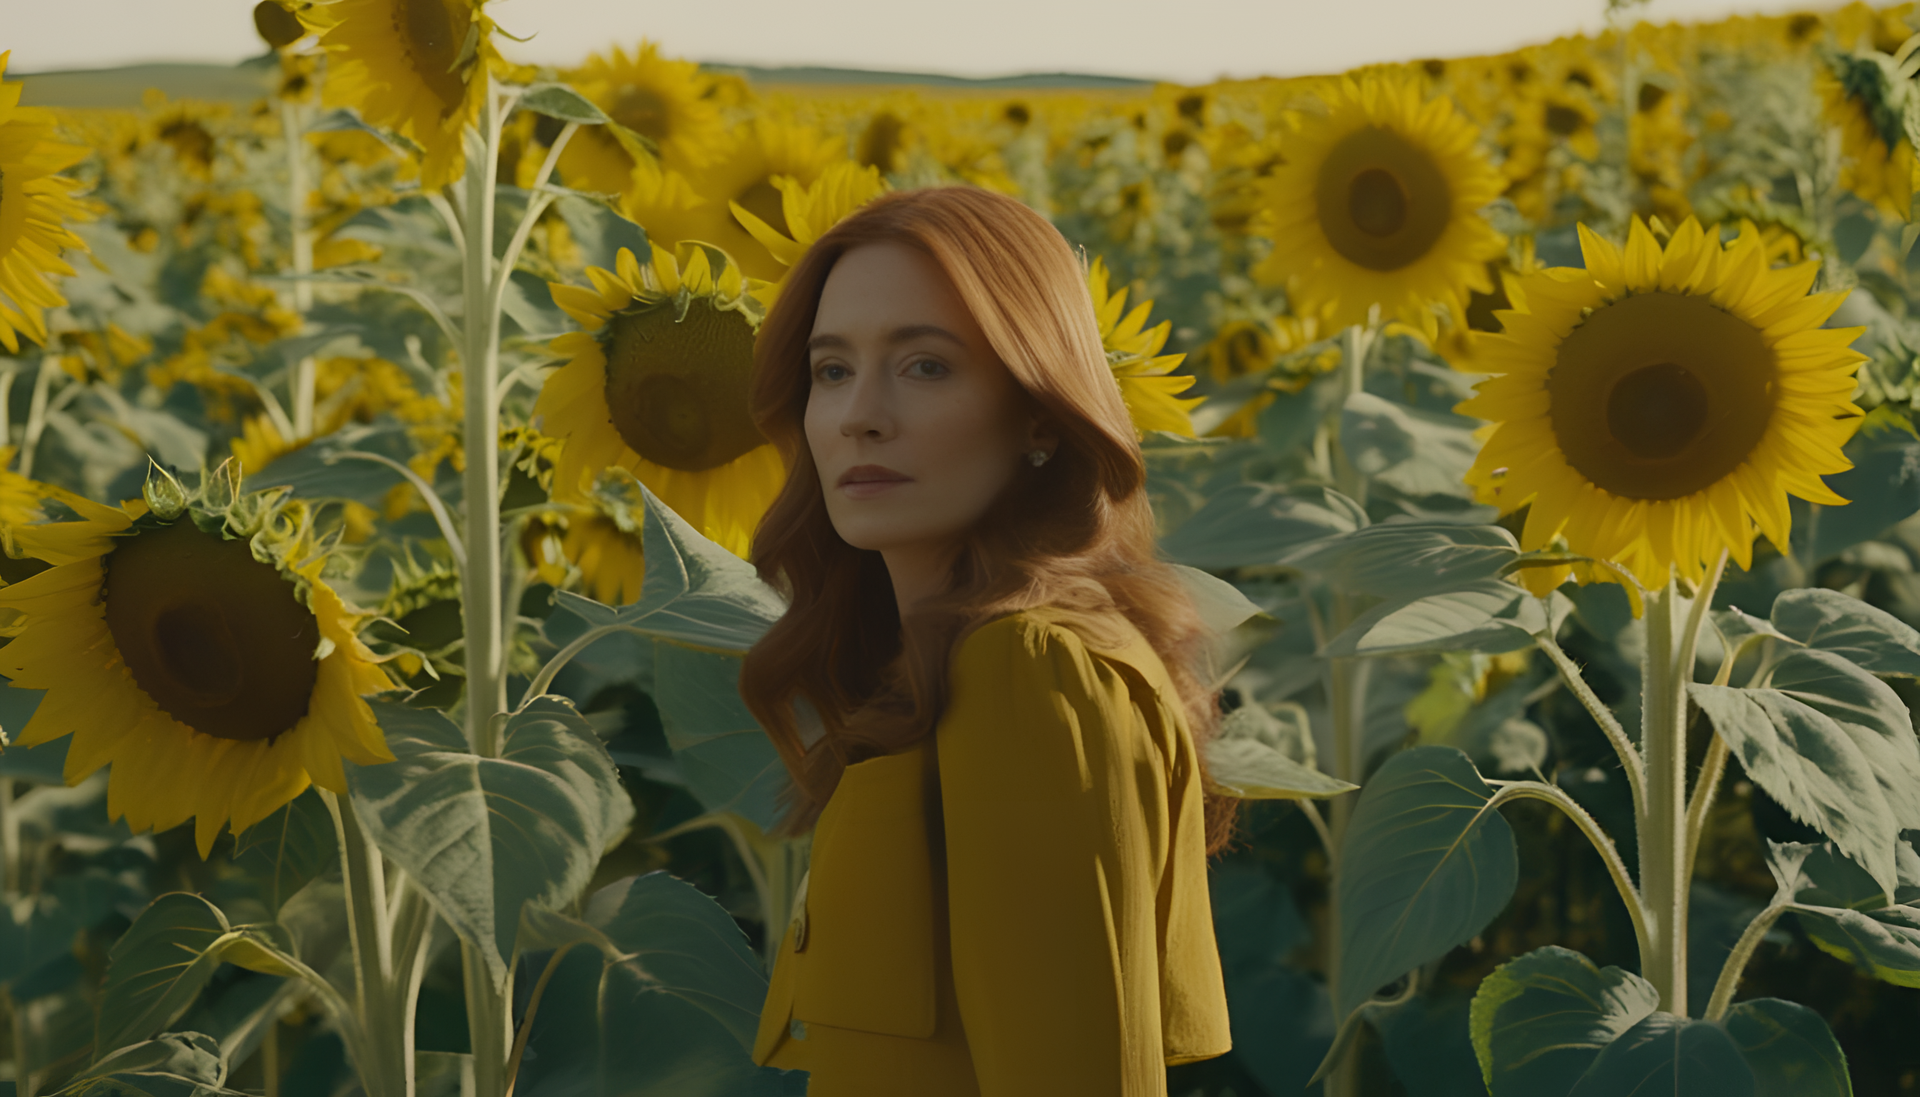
[461,77,506,757]
[281,96,316,438]
[464,940,514,1097]
[322,790,405,1097]
[1638,579,1691,1013]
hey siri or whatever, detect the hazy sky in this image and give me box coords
[8,0,1885,84]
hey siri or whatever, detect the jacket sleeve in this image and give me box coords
[937,615,1165,1096]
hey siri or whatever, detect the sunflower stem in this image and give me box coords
[1638,576,1697,1014]
[15,352,59,481]
[322,790,408,1097]
[458,75,516,1097]
[281,95,316,439]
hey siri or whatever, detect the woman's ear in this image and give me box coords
[1024,412,1060,457]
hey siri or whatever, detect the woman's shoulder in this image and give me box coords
[954,605,1172,698]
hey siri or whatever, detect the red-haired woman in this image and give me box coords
[741,184,1236,1095]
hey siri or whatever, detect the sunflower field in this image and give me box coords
[12,0,1920,1093]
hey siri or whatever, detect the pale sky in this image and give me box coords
[8,0,1889,84]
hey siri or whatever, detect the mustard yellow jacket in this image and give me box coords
[752,606,1232,1095]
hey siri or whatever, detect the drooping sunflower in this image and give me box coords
[621,117,845,282]
[1252,71,1505,337]
[1086,258,1202,438]
[557,40,729,196]
[303,0,502,191]
[1460,217,1867,593]
[731,160,890,304]
[537,243,785,560]
[0,482,396,856]
[0,53,93,355]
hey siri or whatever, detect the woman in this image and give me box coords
[740,184,1236,1095]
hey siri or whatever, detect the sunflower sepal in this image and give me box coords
[141,462,191,522]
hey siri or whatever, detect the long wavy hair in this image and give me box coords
[738,185,1243,856]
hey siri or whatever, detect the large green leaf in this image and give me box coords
[1325,580,1565,657]
[1157,483,1366,570]
[93,895,293,1059]
[1335,746,1517,1022]
[1204,735,1357,800]
[1567,1012,1755,1097]
[1796,902,1920,988]
[1769,649,1920,831]
[58,1031,245,1097]
[1340,391,1479,500]
[517,872,797,1097]
[1771,587,1920,678]
[1286,523,1518,602]
[1722,998,1852,1097]
[230,788,336,915]
[347,697,634,983]
[1690,682,1901,901]
[651,642,787,832]
[1469,945,1659,1097]
[549,473,786,654]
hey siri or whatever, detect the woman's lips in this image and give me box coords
[837,464,912,495]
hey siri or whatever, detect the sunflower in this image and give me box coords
[303,0,502,191]
[1816,52,1918,221]
[1459,217,1867,594]
[537,243,785,560]
[621,117,844,282]
[731,160,890,304]
[557,41,728,197]
[1201,313,1338,438]
[520,470,650,605]
[1086,258,1202,437]
[1252,71,1505,337]
[0,53,93,355]
[0,483,395,856]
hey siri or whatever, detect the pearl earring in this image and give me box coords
[1028,449,1051,467]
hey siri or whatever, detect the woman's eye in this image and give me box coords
[813,363,847,382]
[909,358,948,378]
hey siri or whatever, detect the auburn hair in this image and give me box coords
[737,185,1244,856]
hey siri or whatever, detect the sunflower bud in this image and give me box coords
[142,463,189,521]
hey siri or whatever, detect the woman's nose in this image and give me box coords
[840,370,893,438]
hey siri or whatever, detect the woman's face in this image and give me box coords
[804,241,1052,575]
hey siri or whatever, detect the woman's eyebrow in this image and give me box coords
[806,324,966,353]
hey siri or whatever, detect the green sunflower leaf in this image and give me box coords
[1323,579,1565,657]
[1340,390,1480,500]
[512,871,793,1095]
[231,788,337,915]
[519,83,610,126]
[1771,588,1920,678]
[1469,945,1658,1097]
[347,696,635,985]
[1567,1012,1755,1097]
[60,1030,246,1097]
[652,641,788,832]
[1203,735,1356,800]
[1722,998,1852,1097]
[1284,523,1519,602]
[1769,649,1920,831]
[1333,745,1516,1024]
[1157,483,1367,570]
[1689,682,1902,903]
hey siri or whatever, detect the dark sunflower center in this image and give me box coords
[612,84,672,143]
[160,121,215,169]
[1545,103,1586,136]
[103,519,319,743]
[602,296,764,471]
[859,112,904,174]
[1314,126,1452,272]
[735,179,791,238]
[1607,363,1708,459]
[396,0,469,116]
[254,1,305,48]
[1547,291,1777,500]
[1348,168,1407,236]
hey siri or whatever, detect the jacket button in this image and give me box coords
[790,1019,809,1041]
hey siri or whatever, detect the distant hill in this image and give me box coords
[17,58,1150,109]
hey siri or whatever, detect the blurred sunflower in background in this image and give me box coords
[521,470,651,605]
[1253,71,1505,338]
[623,117,844,281]
[1460,217,1867,593]
[537,243,784,560]
[558,40,728,196]
[1816,48,1919,221]
[0,52,94,354]
[1086,257,1203,437]
[731,160,890,303]
[1200,313,1339,438]
[0,482,395,856]
[304,0,502,190]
